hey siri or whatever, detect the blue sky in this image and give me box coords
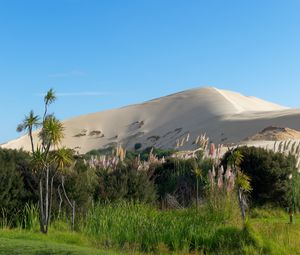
[0,0,299,143]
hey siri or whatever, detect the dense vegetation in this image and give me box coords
[1,145,300,254]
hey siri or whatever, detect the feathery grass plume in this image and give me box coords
[273,141,277,152]
[278,141,283,153]
[208,169,215,190]
[195,135,200,145]
[86,153,120,170]
[186,133,190,142]
[209,143,216,158]
[217,166,224,189]
[283,140,288,152]
[296,156,300,170]
[180,137,185,147]
[148,147,155,162]
[287,140,292,150]
[216,144,223,159]
[291,141,297,154]
[224,167,235,192]
[115,144,126,161]
[296,142,300,154]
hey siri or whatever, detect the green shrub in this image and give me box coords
[62,159,98,215]
[0,148,37,225]
[126,147,176,161]
[134,143,142,151]
[153,158,196,207]
[153,157,212,207]
[95,162,157,204]
[286,171,300,213]
[222,146,297,206]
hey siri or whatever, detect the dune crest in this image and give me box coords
[246,126,300,141]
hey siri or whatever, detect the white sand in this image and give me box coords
[2,87,300,154]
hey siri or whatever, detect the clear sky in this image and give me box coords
[0,0,299,143]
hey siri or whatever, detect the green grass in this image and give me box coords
[1,204,300,254]
[0,229,123,255]
[248,207,300,255]
[83,200,251,254]
[83,202,300,254]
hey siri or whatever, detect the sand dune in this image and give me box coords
[2,87,300,154]
[245,126,300,141]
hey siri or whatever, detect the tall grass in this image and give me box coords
[0,204,39,231]
[0,208,13,229]
[18,203,40,230]
[83,195,255,253]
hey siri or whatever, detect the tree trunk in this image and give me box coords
[58,185,63,219]
[47,176,54,226]
[72,200,75,231]
[196,178,199,210]
[61,176,75,230]
[289,207,294,224]
[29,128,35,154]
[45,167,49,233]
[238,187,246,222]
[290,213,294,224]
[39,179,45,233]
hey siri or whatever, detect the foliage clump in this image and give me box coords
[222,146,297,206]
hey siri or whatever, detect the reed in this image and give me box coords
[83,200,245,253]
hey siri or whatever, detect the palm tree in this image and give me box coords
[39,115,64,153]
[53,147,74,170]
[17,110,40,153]
[228,149,251,222]
[17,89,71,233]
[43,88,56,120]
[31,147,47,233]
[39,116,65,233]
[228,150,244,171]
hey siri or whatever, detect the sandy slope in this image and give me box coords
[2,87,300,154]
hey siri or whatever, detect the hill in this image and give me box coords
[2,87,300,154]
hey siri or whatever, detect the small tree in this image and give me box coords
[17,88,72,234]
[223,146,296,206]
[227,150,252,222]
[17,110,40,153]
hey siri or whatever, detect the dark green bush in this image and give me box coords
[134,143,142,150]
[153,157,212,207]
[62,159,98,214]
[95,161,157,203]
[222,146,297,206]
[126,147,176,161]
[0,148,37,222]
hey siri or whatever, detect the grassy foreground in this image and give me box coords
[1,205,300,255]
